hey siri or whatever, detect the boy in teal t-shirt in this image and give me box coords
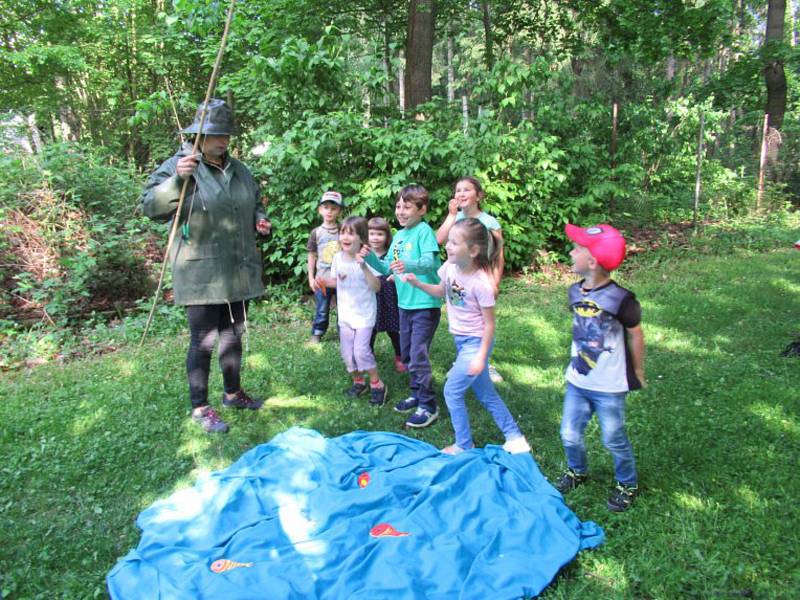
[362,184,441,428]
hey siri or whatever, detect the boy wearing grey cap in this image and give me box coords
[307,191,343,343]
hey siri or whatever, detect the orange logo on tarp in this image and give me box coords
[357,472,370,488]
[210,559,254,573]
[370,523,410,537]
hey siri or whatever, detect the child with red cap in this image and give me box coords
[554,223,646,512]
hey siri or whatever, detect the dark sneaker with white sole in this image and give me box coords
[405,407,439,428]
[369,385,388,406]
[554,469,588,494]
[607,482,639,512]
[222,390,263,410]
[393,396,418,413]
[345,382,368,398]
[192,406,229,433]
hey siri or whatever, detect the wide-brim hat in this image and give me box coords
[565,223,627,271]
[181,98,237,135]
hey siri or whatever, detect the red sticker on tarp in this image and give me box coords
[370,523,410,537]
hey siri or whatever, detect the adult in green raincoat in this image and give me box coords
[140,99,270,433]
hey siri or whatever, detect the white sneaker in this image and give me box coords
[441,443,473,455]
[503,436,531,454]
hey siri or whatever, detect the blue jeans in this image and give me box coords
[444,336,522,449]
[560,382,637,486]
[311,287,336,337]
[399,307,441,411]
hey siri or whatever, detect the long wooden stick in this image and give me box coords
[140,0,237,346]
[164,75,185,145]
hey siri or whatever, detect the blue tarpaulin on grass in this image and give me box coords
[107,428,603,599]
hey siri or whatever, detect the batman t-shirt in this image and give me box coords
[565,280,642,393]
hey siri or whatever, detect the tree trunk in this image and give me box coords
[54,76,77,141]
[398,49,406,113]
[693,108,705,227]
[610,101,618,213]
[693,62,711,227]
[763,0,787,130]
[757,114,769,211]
[27,113,43,153]
[523,46,533,120]
[666,55,676,80]
[481,1,493,69]
[446,29,455,103]
[405,0,436,111]
[383,18,393,108]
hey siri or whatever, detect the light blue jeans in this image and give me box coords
[560,382,637,485]
[444,335,522,450]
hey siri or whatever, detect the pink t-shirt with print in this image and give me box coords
[437,262,495,337]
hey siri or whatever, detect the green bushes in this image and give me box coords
[251,102,597,281]
[0,145,156,327]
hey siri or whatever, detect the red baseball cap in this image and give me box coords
[565,223,627,271]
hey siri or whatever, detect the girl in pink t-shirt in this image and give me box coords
[405,218,530,455]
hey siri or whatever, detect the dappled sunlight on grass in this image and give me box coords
[748,402,799,437]
[114,357,137,378]
[769,275,800,294]
[304,342,326,355]
[505,312,562,339]
[68,405,108,436]
[246,352,271,369]
[673,491,710,512]
[3,243,800,598]
[583,556,630,594]
[735,485,769,511]
[265,392,319,409]
[504,366,543,386]
[645,326,706,353]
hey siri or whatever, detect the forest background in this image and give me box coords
[0,0,798,365]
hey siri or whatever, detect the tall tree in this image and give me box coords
[405,0,436,110]
[481,1,494,69]
[763,0,787,129]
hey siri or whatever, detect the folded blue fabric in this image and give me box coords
[108,428,603,599]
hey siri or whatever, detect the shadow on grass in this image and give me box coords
[1,247,798,598]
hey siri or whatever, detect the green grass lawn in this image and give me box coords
[2,221,799,599]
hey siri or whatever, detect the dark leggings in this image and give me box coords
[186,302,248,408]
[370,329,402,357]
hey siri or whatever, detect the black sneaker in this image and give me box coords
[405,406,439,428]
[555,469,588,494]
[393,396,418,413]
[192,406,229,433]
[369,384,388,406]
[607,482,639,512]
[222,390,263,410]
[345,382,368,398]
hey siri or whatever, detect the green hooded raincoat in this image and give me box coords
[140,147,266,306]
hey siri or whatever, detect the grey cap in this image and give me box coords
[319,190,344,207]
[182,98,237,135]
